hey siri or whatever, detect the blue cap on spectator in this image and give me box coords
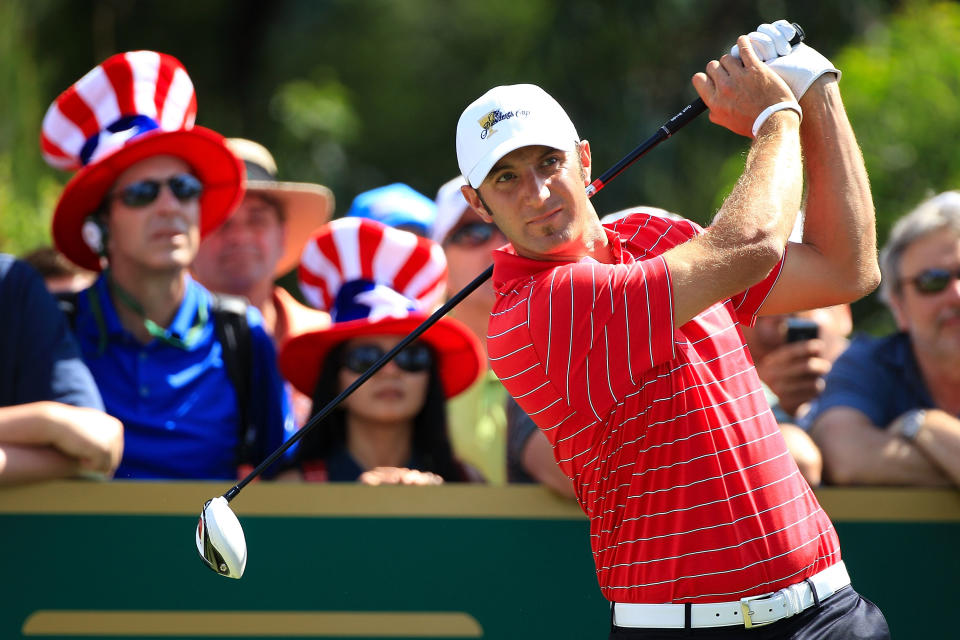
[345,183,437,238]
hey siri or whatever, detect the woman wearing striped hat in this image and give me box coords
[278,218,485,484]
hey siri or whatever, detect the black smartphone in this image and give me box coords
[785,317,819,343]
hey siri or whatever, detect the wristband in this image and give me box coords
[752,101,803,138]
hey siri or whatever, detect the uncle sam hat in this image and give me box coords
[41,51,244,272]
[279,217,483,400]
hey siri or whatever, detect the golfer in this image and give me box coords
[455,25,888,639]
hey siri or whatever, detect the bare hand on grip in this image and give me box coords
[692,36,797,138]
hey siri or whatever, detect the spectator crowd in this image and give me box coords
[2,47,958,496]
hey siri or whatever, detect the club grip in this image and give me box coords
[731,21,805,60]
[664,99,707,135]
[668,23,803,136]
[790,22,805,45]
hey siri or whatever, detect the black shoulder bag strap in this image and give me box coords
[209,293,257,470]
[54,290,80,328]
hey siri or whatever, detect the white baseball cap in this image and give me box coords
[456,84,580,188]
[432,175,469,244]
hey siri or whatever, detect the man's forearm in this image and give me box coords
[522,429,577,499]
[667,113,803,327]
[911,410,960,485]
[0,403,57,445]
[798,77,879,299]
[0,444,79,483]
[824,434,952,486]
[812,408,951,486]
[710,112,803,259]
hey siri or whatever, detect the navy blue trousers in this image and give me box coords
[609,587,890,639]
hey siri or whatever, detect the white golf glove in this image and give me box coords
[730,20,841,99]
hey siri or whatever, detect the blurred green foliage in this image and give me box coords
[5,0,959,333]
[839,1,960,242]
[712,1,960,331]
[0,0,59,254]
[830,1,960,331]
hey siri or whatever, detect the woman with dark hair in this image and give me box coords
[278,218,485,484]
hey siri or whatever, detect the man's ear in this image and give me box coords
[578,139,592,184]
[887,293,910,332]
[460,185,493,223]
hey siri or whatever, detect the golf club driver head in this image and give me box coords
[196,496,247,579]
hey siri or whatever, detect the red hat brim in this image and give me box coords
[52,126,244,272]
[279,313,484,401]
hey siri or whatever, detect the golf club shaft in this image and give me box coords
[225,264,493,500]
[223,23,806,500]
[586,22,804,199]
[223,102,708,502]
[585,99,706,199]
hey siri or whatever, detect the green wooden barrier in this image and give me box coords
[0,483,957,638]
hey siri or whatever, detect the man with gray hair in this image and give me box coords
[805,191,960,486]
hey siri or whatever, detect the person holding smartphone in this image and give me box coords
[741,307,853,420]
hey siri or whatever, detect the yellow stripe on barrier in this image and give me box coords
[1,482,957,522]
[0,482,586,518]
[815,486,960,522]
[22,610,483,637]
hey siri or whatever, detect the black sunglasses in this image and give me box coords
[447,221,502,248]
[906,268,960,295]
[341,343,433,374]
[111,173,204,208]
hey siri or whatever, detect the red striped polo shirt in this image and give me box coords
[488,212,840,604]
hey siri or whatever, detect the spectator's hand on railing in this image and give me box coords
[43,403,124,478]
[359,466,443,486]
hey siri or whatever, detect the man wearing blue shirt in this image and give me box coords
[39,51,294,480]
[806,192,960,486]
[0,254,123,482]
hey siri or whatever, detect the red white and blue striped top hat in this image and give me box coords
[279,218,483,399]
[41,51,244,271]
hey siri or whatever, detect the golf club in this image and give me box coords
[585,22,804,198]
[197,22,807,579]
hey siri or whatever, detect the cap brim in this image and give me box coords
[246,180,334,278]
[466,132,578,188]
[52,127,244,272]
[278,313,483,400]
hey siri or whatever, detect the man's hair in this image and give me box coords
[879,191,960,305]
[20,245,94,280]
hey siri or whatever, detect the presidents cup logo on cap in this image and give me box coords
[478,108,531,140]
[457,84,580,188]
